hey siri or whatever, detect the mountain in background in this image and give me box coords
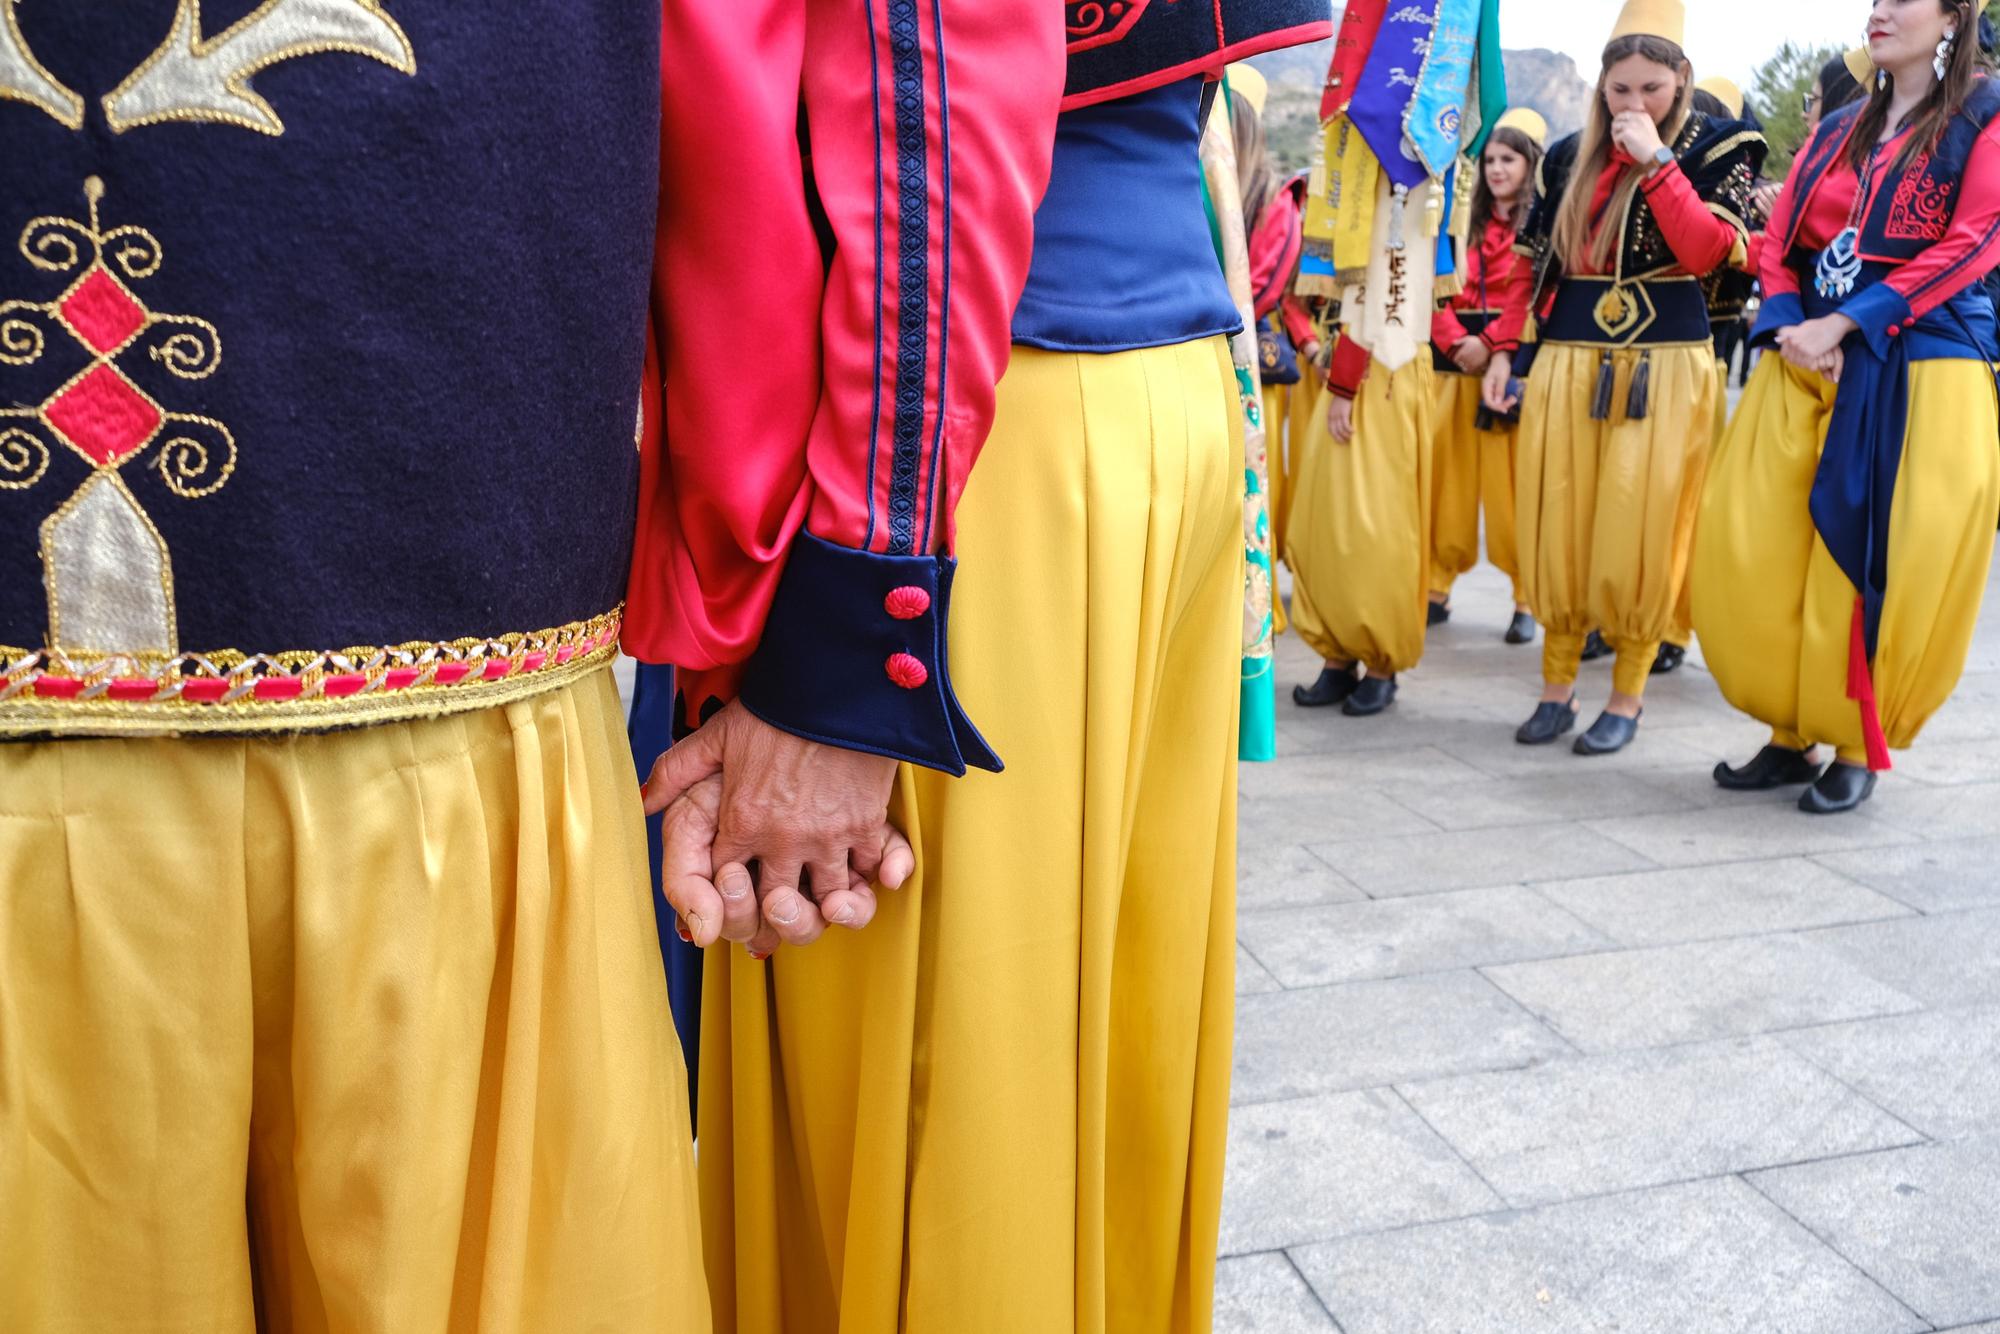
[1245,41,1593,174]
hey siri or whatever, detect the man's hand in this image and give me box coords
[644,699,916,949]
[1325,393,1355,444]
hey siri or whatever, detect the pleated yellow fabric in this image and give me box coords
[1516,342,1717,690]
[698,338,1243,1334]
[0,670,708,1334]
[1262,381,1291,631]
[1693,355,2000,761]
[1286,358,1436,675]
[1428,369,1523,601]
[1666,355,1735,649]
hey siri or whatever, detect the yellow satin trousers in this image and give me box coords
[1287,358,1437,675]
[1693,355,2000,763]
[1263,375,1324,575]
[1428,369,1523,603]
[698,339,1243,1334]
[0,670,708,1333]
[1517,343,1718,697]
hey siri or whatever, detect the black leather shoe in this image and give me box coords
[1505,611,1537,645]
[1343,674,1399,716]
[1427,599,1452,627]
[1293,665,1361,708]
[1580,630,1612,662]
[1516,697,1580,745]
[1574,708,1642,755]
[1714,744,1824,791]
[1652,642,1687,674]
[1800,763,1878,814]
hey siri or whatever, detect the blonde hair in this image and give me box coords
[1553,34,1693,274]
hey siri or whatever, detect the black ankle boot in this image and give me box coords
[1574,708,1642,755]
[1427,600,1452,627]
[1343,674,1399,716]
[1714,745,1824,791]
[1580,630,1612,662]
[1505,611,1537,645]
[1293,665,1361,709]
[1515,697,1579,745]
[1800,763,1878,814]
[1652,642,1687,674]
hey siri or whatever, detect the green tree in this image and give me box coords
[1750,41,1839,175]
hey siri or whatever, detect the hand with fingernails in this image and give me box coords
[642,698,917,958]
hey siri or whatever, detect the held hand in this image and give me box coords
[644,699,915,948]
[1775,314,1856,373]
[1325,393,1355,444]
[1481,354,1518,414]
[1611,110,1665,163]
[1452,337,1492,376]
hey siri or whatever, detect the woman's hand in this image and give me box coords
[1451,336,1492,376]
[1611,110,1665,164]
[1750,180,1783,226]
[1481,353,1518,414]
[1325,393,1355,444]
[1301,338,1323,367]
[1775,313,1856,379]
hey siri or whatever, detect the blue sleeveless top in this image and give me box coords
[1012,79,1240,353]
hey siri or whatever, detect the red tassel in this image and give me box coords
[1847,597,1893,773]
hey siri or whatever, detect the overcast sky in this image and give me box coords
[1502,0,1869,88]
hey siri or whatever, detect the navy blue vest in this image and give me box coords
[1779,79,2000,264]
[0,2,655,735]
[1063,0,1332,108]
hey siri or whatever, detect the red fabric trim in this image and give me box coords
[1847,596,1894,772]
[1058,21,1334,111]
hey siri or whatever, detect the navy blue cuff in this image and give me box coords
[739,532,1001,777]
[1749,290,1803,349]
[1839,282,1914,359]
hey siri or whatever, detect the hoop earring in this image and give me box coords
[1936,31,1956,82]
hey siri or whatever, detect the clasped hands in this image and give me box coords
[642,698,913,957]
[1775,313,1856,383]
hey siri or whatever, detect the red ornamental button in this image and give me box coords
[1887,324,1901,337]
[885,585,931,620]
[886,652,929,689]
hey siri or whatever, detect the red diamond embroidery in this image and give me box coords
[45,365,162,466]
[59,268,148,354]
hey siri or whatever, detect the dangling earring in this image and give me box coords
[1879,69,1890,90]
[1936,30,1957,82]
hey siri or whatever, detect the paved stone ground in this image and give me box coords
[1221,549,2000,1334]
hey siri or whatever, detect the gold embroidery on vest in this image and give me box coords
[0,178,237,656]
[0,0,83,128]
[104,0,415,136]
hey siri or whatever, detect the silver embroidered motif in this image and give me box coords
[1815,226,1864,300]
[104,0,415,136]
[42,474,176,656]
[0,1,83,128]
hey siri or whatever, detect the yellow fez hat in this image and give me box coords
[1227,61,1269,117]
[1842,46,1875,86]
[1609,0,1685,48]
[1697,75,1744,118]
[1494,106,1549,146]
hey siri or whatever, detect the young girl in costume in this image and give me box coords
[1485,0,1764,754]
[1693,0,2000,813]
[1427,110,1546,645]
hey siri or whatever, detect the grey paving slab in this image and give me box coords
[1889,738,2000,787]
[1237,945,1283,995]
[1292,1177,1926,1334]
[1937,1325,2000,1333]
[1233,971,1571,1105]
[1240,788,1441,850]
[1220,1090,1502,1253]
[1239,745,1487,799]
[1582,802,1918,868]
[1804,909,2000,1009]
[1237,886,1612,988]
[1432,723,1724,779]
[1381,770,1697,831]
[1813,834,2000,913]
[1783,1006,2000,1140]
[1532,858,1913,948]
[1238,842,1368,915]
[1399,1037,1923,1208]
[1750,1136,2000,1328]
[1864,780,2000,840]
[1483,935,1923,1052]
[1306,822,1655,899]
[1213,1254,1339,1334]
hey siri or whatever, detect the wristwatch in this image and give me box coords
[1648,145,1675,175]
